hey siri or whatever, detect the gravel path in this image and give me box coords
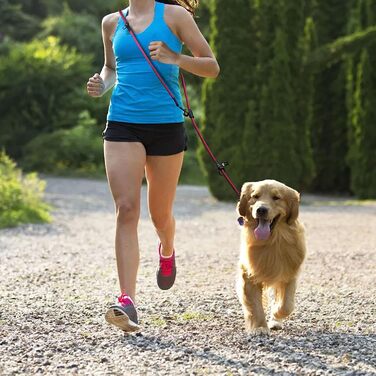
[1,177,375,375]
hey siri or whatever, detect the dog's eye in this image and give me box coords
[251,194,259,200]
[272,196,281,201]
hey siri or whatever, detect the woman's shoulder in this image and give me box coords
[164,4,191,17]
[164,3,191,20]
[102,12,121,31]
[102,12,122,39]
[102,12,121,27]
[163,4,192,38]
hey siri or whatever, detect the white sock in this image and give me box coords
[160,245,174,259]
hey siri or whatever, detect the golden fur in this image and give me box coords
[236,180,306,335]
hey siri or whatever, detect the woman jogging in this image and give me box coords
[86,0,219,332]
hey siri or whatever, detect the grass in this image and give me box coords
[149,316,167,327]
[149,311,214,328]
[176,311,214,322]
[0,152,52,229]
[335,321,355,328]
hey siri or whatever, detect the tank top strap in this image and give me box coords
[117,7,129,28]
[154,1,165,23]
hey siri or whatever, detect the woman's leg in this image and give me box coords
[104,141,146,302]
[145,152,184,256]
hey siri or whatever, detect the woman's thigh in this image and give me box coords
[104,141,146,213]
[145,152,184,219]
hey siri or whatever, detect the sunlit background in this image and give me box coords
[0,0,375,227]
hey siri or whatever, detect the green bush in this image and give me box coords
[0,0,41,41]
[38,4,103,66]
[310,0,351,193]
[345,0,376,199]
[23,111,105,177]
[201,0,254,200]
[0,151,51,228]
[0,36,92,161]
[47,0,123,18]
[202,0,315,200]
[180,150,206,185]
[22,109,205,183]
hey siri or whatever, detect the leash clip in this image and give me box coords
[237,216,245,226]
[183,108,194,119]
[216,161,229,175]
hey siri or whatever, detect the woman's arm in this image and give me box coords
[149,5,220,78]
[87,14,118,97]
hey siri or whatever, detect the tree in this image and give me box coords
[200,0,254,200]
[201,0,317,199]
[346,0,376,198]
[309,0,352,193]
[0,37,92,160]
[0,0,40,42]
[242,0,315,190]
[38,4,102,67]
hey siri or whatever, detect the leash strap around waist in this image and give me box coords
[119,10,240,198]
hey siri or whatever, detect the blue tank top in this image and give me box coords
[107,2,184,124]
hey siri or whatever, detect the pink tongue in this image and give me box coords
[254,220,271,240]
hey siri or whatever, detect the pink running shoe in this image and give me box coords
[156,242,176,290]
[105,294,140,332]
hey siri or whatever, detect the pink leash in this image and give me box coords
[119,10,240,198]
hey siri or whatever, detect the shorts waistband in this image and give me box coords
[107,121,184,130]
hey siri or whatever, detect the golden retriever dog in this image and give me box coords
[236,180,306,335]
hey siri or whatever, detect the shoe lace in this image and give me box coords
[118,293,132,306]
[160,257,174,276]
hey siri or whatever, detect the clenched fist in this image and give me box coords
[87,73,105,97]
[149,41,180,65]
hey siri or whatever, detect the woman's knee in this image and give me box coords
[116,200,140,224]
[150,213,173,232]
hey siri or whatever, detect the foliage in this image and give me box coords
[202,0,315,200]
[346,0,376,198]
[0,36,92,160]
[305,25,376,71]
[5,0,124,19]
[201,0,376,199]
[308,0,350,193]
[180,149,206,185]
[38,4,103,67]
[54,0,122,18]
[0,0,40,41]
[22,111,105,177]
[201,0,254,200]
[1,0,376,199]
[0,151,51,228]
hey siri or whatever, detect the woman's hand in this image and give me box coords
[149,41,180,65]
[87,73,106,97]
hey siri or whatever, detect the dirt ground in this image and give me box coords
[0,177,375,375]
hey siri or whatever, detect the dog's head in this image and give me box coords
[237,180,300,241]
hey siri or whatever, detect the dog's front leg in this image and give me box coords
[269,279,297,330]
[237,267,269,335]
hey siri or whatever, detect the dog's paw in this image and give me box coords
[268,318,283,330]
[247,327,270,336]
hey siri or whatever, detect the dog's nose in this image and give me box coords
[256,206,268,217]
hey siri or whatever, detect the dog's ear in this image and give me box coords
[237,182,253,217]
[286,188,300,225]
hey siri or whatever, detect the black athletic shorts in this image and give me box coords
[102,121,188,156]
